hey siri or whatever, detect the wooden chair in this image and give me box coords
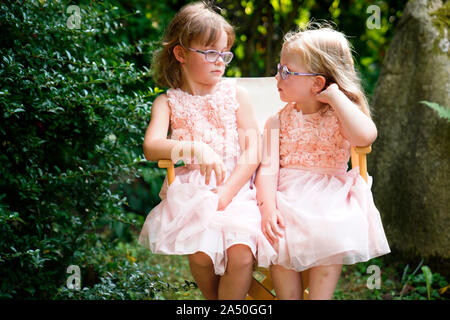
[155,77,372,300]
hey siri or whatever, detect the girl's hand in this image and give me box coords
[211,185,233,211]
[315,83,341,106]
[193,142,225,186]
[261,207,285,245]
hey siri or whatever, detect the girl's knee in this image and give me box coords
[226,244,254,270]
[312,265,342,280]
[279,288,303,300]
[188,252,213,268]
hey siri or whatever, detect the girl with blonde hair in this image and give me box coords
[139,2,262,300]
[256,24,390,300]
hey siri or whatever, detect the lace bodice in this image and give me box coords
[279,103,351,170]
[167,80,241,168]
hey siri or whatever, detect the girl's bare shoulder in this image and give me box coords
[264,113,281,130]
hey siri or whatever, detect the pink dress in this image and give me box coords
[138,80,261,275]
[257,103,390,271]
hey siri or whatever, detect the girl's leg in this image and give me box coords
[307,264,342,300]
[270,265,303,300]
[188,252,220,300]
[218,244,254,299]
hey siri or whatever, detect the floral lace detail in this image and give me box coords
[167,80,240,167]
[279,103,350,170]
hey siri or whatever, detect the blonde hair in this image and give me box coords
[152,2,235,89]
[282,23,371,116]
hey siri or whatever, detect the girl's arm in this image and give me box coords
[143,94,179,161]
[214,85,261,210]
[316,84,377,147]
[143,94,225,185]
[254,114,285,244]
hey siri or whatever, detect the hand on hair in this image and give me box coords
[315,83,341,106]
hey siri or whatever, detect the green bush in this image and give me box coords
[0,0,157,298]
[54,239,198,300]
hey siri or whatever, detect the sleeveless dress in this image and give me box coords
[138,80,261,275]
[257,103,390,271]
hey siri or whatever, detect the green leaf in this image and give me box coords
[420,101,450,122]
[421,266,433,300]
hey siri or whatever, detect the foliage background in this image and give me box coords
[1,0,447,300]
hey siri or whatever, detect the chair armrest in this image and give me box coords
[158,160,175,185]
[350,146,372,182]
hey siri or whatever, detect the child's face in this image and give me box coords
[276,48,316,104]
[181,29,228,87]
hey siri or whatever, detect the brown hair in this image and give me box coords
[282,22,371,116]
[152,2,235,89]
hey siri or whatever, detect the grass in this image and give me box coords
[132,235,449,300]
[334,257,449,300]
[63,231,448,300]
[122,238,203,300]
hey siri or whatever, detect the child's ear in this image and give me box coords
[312,76,327,93]
[173,45,186,63]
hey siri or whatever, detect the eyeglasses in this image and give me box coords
[188,47,234,65]
[277,63,325,80]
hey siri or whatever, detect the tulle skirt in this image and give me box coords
[257,166,390,272]
[138,165,261,275]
